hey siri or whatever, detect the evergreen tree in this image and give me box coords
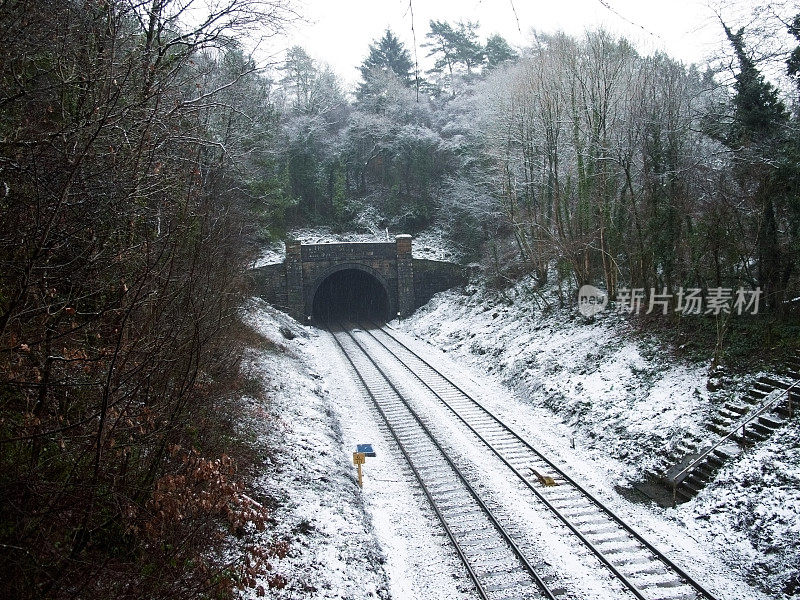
[788,13,800,98]
[280,46,317,113]
[485,33,517,70]
[357,29,415,109]
[784,13,800,298]
[359,29,414,83]
[451,20,485,74]
[723,24,787,149]
[423,19,484,95]
[722,23,791,310]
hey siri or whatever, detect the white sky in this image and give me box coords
[274,0,758,88]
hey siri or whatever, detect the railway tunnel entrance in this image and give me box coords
[311,268,391,324]
[252,236,467,323]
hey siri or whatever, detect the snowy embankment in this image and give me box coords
[397,278,799,598]
[397,282,714,483]
[238,300,472,599]
[237,301,388,598]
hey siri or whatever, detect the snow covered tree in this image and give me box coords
[0,0,293,596]
[423,19,485,95]
[787,13,800,98]
[724,24,788,149]
[357,30,416,111]
[721,23,792,310]
[279,46,347,120]
[359,29,414,84]
[274,47,349,221]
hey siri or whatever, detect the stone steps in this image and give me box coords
[660,353,799,504]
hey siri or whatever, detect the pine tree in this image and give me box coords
[723,24,787,149]
[784,13,800,296]
[280,46,316,112]
[451,20,484,75]
[485,34,517,70]
[423,20,484,95]
[359,29,413,83]
[356,29,415,108]
[788,13,800,98]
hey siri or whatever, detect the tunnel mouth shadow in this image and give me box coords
[311,268,390,327]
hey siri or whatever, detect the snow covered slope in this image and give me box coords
[397,278,800,598]
[239,300,473,599]
[239,301,389,598]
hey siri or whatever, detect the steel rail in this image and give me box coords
[352,322,651,600]
[363,321,718,600]
[330,323,555,600]
[327,324,490,600]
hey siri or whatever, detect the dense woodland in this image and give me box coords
[1,0,799,598]
[271,21,800,313]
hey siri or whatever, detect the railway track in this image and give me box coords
[336,320,720,600]
[328,324,558,600]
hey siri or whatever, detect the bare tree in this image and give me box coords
[0,1,294,598]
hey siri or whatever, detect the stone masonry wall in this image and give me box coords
[396,235,414,317]
[250,263,288,311]
[250,238,466,321]
[299,242,399,318]
[412,258,467,309]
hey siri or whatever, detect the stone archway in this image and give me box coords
[306,262,396,323]
[252,236,466,323]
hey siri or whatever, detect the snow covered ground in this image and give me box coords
[687,426,800,597]
[239,300,473,599]
[396,278,800,599]
[236,288,796,599]
[238,301,389,598]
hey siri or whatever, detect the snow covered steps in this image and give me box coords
[664,362,800,504]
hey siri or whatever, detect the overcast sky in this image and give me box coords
[270,0,766,88]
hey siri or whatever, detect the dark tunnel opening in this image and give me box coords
[312,269,390,325]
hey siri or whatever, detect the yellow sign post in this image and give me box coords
[352,452,366,487]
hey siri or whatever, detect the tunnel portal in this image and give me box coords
[252,237,467,323]
[312,268,391,324]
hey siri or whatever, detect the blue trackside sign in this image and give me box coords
[357,444,376,457]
